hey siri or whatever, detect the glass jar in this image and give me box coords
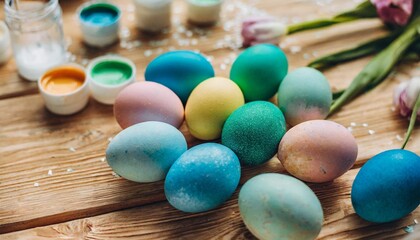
[5,0,66,81]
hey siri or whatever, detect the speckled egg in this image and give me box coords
[185,77,244,140]
[145,50,215,104]
[278,120,358,183]
[230,44,288,101]
[352,149,420,223]
[221,101,287,166]
[106,121,187,183]
[239,173,323,240]
[164,143,241,213]
[278,67,332,126]
[114,82,184,129]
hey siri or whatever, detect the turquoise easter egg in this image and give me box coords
[164,143,241,213]
[278,67,332,126]
[351,149,420,223]
[106,121,187,182]
[145,50,215,104]
[239,173,323,240]
[230,44,288,101]
[221,101,287,166]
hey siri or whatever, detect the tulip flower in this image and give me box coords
[372,0,413,26]
[241,17,287,47]
[393,77,420,149]
[394,77,420,119]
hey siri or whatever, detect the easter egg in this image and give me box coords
[185,77,245,140]
[239,173,323,240]
[222,101,287,166]
[106,121,187,182]
[230,44,288,101]
[145,50,215,104]
[352,149,420,223]
[164,143,241,213]
[278,120,357,183]
[114,82,184,129]
[277,67,332,126]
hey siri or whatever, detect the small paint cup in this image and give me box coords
[87,55,136,105]
[0,21,11,64]
[78,1,121,48]
[187,0,223,26]
[133,0,172,33]
[38,64,89,115]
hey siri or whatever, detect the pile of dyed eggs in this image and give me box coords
[105,43,418,240]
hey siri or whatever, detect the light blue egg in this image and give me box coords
[106,121,187,183]
[277,67,332,126]
[164,143,241,213]
[239,173,323,240]
[145,51,215,104]
[352,149,420,223]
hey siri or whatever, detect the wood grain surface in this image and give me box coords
[1,0,419,239]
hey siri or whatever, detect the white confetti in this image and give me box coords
[67,168,74,173]
[396,134,403,141]
[101,157,106,162]
[350,122,357,127]
[368,130,375,135]
[69,147,76,152]
[290,46,302,54]
[362,123,369,127]
[47,170,53,176]
[34,182,39,187]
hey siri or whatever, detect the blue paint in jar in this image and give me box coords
[80,3,120,26]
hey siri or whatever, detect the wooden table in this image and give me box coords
[1,0,419,239]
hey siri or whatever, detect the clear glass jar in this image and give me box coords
[5,0,66,81]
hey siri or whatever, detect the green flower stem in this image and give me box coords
[287,0,377,34]
[329,16,420,115]
[402,92,420,149]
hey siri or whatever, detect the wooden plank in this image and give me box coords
[2,169,419,240]
[1,0,420,238]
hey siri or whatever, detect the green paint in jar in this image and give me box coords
[91,60,133,85]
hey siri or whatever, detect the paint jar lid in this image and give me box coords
[87,55,136,105]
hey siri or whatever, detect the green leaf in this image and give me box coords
[287,0,377,34]
[329,16,420,115]
[308,33,399,70]
[402,91,420,149]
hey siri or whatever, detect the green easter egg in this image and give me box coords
[230,44,288,102]
[277,67,332,126]
[221,101,287,166]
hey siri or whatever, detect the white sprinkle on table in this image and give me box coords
[396,135,403,141]
[69,147,76,152]
[101,157,106,162]
[34,182,39,187]
[47,170,53,176]
[350,122,357,127]
[362,123,369,127]
[67,168,74,173]
[368,130,375,135]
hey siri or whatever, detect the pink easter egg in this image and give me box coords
[114,81,184,129]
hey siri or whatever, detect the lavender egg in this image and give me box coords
[278,120,358,183]
[277,67,332,126]
[114,82,184,129]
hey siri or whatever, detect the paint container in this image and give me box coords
[38,64,89,115]
[0,21,11,64]
[187,0,223,26]
[87,55,136,105]
[133,0,172,33]
[5,0,67,81]
[78,1,121,48]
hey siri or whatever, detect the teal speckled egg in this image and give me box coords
[106,121,187,182]
[239,173,323,240]
[230,44,288,102]
[277,67,332,126]
[221,101,287,166]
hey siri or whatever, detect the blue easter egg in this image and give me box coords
[145,51,215,104]
[164,143,241,213]
[106,121,187,183]
[351,149,420,223]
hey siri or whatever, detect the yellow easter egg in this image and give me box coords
[185,77,245,140]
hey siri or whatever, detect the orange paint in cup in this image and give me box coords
[41,66,86,95]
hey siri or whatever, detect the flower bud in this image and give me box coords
[394,77,420,118]
[371,0,413,26]
[241,17,287,47]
